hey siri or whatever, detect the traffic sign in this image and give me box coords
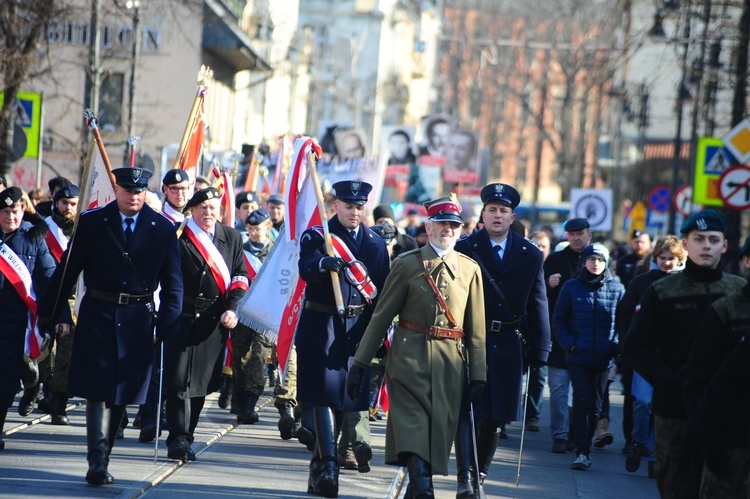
[570,188,612,231]
[648,185,671,213]
[629,201,647,235]
[673,185,701,217]
[718,165,750,210]
[722,119,750,164]
[694,137,732,206]
[0,91,41,159]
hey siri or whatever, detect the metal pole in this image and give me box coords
[515,366,531,486]
[667,24,690,235]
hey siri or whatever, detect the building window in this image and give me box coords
[99,72,124,132]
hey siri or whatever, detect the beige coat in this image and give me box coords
[354,244,486,475]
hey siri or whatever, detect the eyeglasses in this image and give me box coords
[167,186,189,194]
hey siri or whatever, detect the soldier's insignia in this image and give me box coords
[4,197,11,206]
[495,184,504,193]
[696,218,708,230]
[131,168,143,182]
[175,172,182,182]
[207,191,214,199]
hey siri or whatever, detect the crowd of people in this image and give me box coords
[0,170,748,499]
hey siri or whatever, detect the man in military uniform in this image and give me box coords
[348,194,486,498]
[543,217,591,453]
[624,209,745,498]
[164,187,248,462]
[161,169,189,224]
[266,193,285,237]
[234,191,259,239]
[372,204,418,260]
[453,183,550,497]
[295,180,390,498]
[40,184,80,426]
[38,167,183,485]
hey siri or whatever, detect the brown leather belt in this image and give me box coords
[87,289,153,305]
[305,300,366,318]
[398,319,464,339]
[184,296,218,308]
[486,319,522,332]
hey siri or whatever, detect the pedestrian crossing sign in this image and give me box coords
[0,91,42,159]
[694,137,733,206]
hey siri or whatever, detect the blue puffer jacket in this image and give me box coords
[553,267,625,370]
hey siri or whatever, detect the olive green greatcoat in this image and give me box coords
[353,244,486,475]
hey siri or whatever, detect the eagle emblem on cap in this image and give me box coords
[175,172,182,182]
[696,218,708,230]
[207,191,214,199]
[4,197,11,206]
[131,168,143,182]
[351,181,361,196]
[495,184,504,193]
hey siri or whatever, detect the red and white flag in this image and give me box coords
[176,85,207,185]
[80,139,116,212]
[212,166,235,227]
[236,136,323,376]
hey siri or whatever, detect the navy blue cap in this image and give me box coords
[186,187,220,209]
[53,184,80,203]
[563,217,590,232]
[163,169,189,186]
[267,193,285,205]
[112,167,152,192]
[371,222,397,242]
[332,180,372,205]
[236,191,259,209]
[480,183,520,209]
[245,208,270,226]
[0,186,23,208]
[680,209,727,234]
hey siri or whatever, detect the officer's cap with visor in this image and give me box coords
[112,167,152,193]
[332,180,372,206]
[480,183,521,209]
[423,193,463,224]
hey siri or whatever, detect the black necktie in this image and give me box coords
[494,244,503,262]
[124,217,134,243]
[350,230,356,240]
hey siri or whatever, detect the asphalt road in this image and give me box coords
[0,381,659,498]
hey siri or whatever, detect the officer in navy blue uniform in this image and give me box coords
[295,180,390,498]
[453,183,550,498]
[38,167,183,486]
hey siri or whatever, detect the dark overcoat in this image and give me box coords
[164,222,247,397]
[295,216,390,411]
[455,229,550,422]
[38,202,183,405]
[0,215,56,408]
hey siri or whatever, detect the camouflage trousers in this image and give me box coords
[231,323,273,397]
[39,330,74,395]
[699,445,750,498]
[272,345,297,406]
[654,415,702,499]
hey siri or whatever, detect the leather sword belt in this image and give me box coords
[87,289,153,305]
[398,319,464,339]
[184,296,218,308]
[486,319,523,332]
[305,300,366,318]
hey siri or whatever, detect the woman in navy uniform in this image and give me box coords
[38,167,183,486]
[453,183,550,497]
[163,187,248,461]
[295,180,390,498]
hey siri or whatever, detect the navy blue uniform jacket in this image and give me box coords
[456,229,550,421]
[38,202,183,405]
[295,216,390,411]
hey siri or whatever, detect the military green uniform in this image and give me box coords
[353,244,486,475]
[232,324,273,396]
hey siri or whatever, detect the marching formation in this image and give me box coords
[0,143,749,499]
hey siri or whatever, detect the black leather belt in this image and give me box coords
[184,296,218,308]
[87,289,153,305]
[305,300,366,318]
[486,319,522,332]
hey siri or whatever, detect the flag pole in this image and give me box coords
[306,151,344,315]
[172,66,212,170]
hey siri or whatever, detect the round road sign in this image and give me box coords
[718,165,750,210]
[673,185,701,217]
[648,185,671,213]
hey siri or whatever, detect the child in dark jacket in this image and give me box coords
[553,243,625,470]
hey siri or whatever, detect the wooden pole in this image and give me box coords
[307,151,344,315]
[172,66,212,171]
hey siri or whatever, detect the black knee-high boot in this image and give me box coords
[406,453,434,498]
[454,412,476,499]
[475,420,500,485]
[85,401,114,486]
[312,406,339,498]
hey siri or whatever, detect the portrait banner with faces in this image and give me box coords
[417,115,452,166]
[442,129,479,184]
[316,155,386,212]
